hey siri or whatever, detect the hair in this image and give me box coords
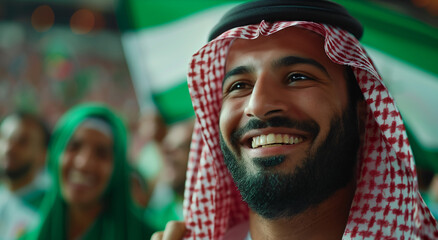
[345,67,364,104]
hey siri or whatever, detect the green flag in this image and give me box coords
[118,0,438,169]
[117,0,244,124]
[333,0,438,171]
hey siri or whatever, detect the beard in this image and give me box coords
[0,160,33,181]
[220,104,360,219]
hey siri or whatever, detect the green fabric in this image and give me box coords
[117,0,248,31]
[144,194,183,231]
[153,81,195,125]
[23,103,154,240]
[407,126,438,173]
[21,189,46,211]
[332,0,438,76]
[331,0,438,172]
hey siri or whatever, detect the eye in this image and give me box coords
[95,145,112,161]
[286,73,313,83]
[225,81,252,94]
[66,140,81,152]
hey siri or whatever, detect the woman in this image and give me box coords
[24,104,154,240]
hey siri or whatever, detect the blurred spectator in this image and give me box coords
[417,167,438,219]
[130,111,167,208]
[130,165,150,208]
[427,175,438,218]
[143,118,194,230]
[22,104,154,240]
[0,111,51,240]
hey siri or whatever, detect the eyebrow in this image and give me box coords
[223,65,255,86]
[272,56,329,76]
[222,55,329,86]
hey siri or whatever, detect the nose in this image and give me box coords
[244,74,288,119]
[73,148,93,170]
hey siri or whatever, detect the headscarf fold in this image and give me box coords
[184,21,438,239]
[24,103,154,240]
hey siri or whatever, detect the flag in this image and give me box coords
[117,0,244,124]
[117,0,438,170]
[333,0,438,171]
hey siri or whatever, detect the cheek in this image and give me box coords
[59,154,70,177]
[219,101,244,138]
[101,161,114,182]
[59,154,72,192]
[298,88,342,122]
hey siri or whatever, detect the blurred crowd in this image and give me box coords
[0,18,194,240]
[0,23,139,128]
[0,102,195,239]
[1,1,437,240]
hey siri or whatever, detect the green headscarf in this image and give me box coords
[24,103,154,240]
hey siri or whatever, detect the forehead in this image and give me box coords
[225,27,334,70]
[71,126,113,146]
[0,116,40,139]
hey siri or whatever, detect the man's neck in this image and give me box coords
[67,203,103,240]
[5,169,38,192]
[249,180,355,240]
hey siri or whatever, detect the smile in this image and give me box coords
[251,133,304,149]
[69,170,95,186]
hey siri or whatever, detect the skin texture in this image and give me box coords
[152,27,366,240]
[60,125,114,240]
[60,126,114,210]
[220,27,348,173]
[219,27,361,239]
[0,115,46,191]
[151,221,186,240]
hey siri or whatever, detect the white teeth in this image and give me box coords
[260,135,267,145]
[69,171,93,186]
[267,133,275,144]
[283,135,289,143]
[276,134,283,143]
[251,134,304,148]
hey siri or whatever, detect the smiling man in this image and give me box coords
[151,0,438,240]
[0,112,51,239]
[220,27,362,225]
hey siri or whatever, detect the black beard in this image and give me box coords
[0,161,33,181]
[220,105,360,220]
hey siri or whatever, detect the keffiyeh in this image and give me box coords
[184,20,438,239]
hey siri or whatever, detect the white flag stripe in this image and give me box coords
[122,4,236,94]
[366,46,438,149]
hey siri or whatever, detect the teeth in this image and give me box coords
[282,135,289,144]
[267,134,275,144]
[260,135,266,145]
[251,134,303,148]
[69,171,93,186]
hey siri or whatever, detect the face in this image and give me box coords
[60,125,114,209]
[161,120,194,195]
[220,27,361,219]
[0,116,45,180]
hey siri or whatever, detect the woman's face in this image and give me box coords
[60,125,114,209]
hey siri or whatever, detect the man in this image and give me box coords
[152,0,438,239]
[0,112,51,239]
[144,118,195,230]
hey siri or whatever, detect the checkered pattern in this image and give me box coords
[184,21,438,239]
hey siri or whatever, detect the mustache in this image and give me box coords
[231,116,320,144]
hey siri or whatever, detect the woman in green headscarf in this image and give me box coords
[23,103,154,240]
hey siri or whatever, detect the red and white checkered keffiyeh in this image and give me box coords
[184,21,438,239]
